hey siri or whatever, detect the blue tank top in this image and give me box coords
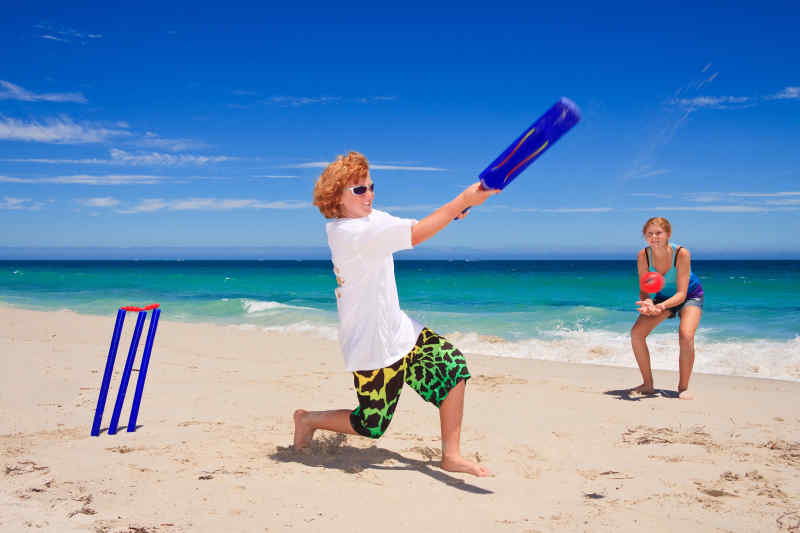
[645,244,703,299]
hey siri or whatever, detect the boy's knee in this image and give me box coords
[350,410,390,439]
[366,428,386,439]
[364,419,390,439]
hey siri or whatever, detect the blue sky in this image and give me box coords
[1,2,798,259]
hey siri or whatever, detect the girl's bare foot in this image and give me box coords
[293,409,315,449]
[678,388,694,400]
[630,383,655,395]
[441,454,494,477]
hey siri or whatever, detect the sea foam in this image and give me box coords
[241,299,315,313]
[446,329,800,382]
[261,321,338,340]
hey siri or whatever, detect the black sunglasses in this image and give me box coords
[346,183,375,195]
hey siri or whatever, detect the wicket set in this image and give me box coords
[90,303,161,437]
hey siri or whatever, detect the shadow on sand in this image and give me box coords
[604,388,678,401]
[270,434,493,495]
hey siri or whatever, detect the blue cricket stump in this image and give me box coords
[90,304,161,436]
[127,307,161,432]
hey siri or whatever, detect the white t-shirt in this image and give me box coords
[326,209,424,371]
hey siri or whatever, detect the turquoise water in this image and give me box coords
[2,260,799,381]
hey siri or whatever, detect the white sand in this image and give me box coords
[1,304,798,532]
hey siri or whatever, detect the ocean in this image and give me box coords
[2,260,798,382]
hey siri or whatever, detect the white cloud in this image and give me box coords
[372,164,446,171]
[765,198,800,206]
[1,148,232,166]
[35,23,102,44]
[729,191,800,197]
[249,200,311,209]
[173,198,309,210]
[117,199,169,213]
[512,207,614,213]
[624,166,671,179]
[384,203,515,214]
[50,174,163,185]
[630,192,673,199]
[627,192,800,212]
[0,174,163,185]
[109,148,232,165]
[0,81,87,103]
[265,95,396,107]
[132,132,208,152]
[0,196,42,210]
[117,198,310,213]
[1,197,28,209]
[633,205,769,213]
[285,161,447,171]
[355,96,398,103]
[0,157,108,164]
[289,162,339,168]
[685,192,727,203]
[380,204,441,212]
[171,198,248,210]
[723,192,800,207]
[248,95,394,108]
[673,65,719,97]
[267,96,341,107]
[696,72,718,90]
[769,87,800,100]
[671,96,752,110]
[80,197,120,207]
[0,116,131,144]
[671,86,799,110]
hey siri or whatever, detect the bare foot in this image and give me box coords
[630,384,655,395]
[441,454,494,477]
[678,389,694,400]
[293,409,315,449]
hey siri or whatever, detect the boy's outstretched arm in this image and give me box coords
[411,183,498,247]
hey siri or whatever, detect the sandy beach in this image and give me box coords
[1,303,798,532]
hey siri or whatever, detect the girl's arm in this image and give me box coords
[654,247,691,312]
[411,183,497,247]
[635,249,656,314]
[636,249,652,301]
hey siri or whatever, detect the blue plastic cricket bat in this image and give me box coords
[480,97,581,190]
[459,98,580,217]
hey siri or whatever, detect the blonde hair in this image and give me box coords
[642,217,672,236]
[312,151,369,219]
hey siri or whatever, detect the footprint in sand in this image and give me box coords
[4,460,49,476]
[406,446,441,461]
[761,439,800,466]
[468,374,528,391]
[621,425,716,449]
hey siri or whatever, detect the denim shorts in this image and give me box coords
[654,294,704,319]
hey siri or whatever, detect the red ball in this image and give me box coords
[640,272,665,293]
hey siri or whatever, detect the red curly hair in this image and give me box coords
[312,151,370,219]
